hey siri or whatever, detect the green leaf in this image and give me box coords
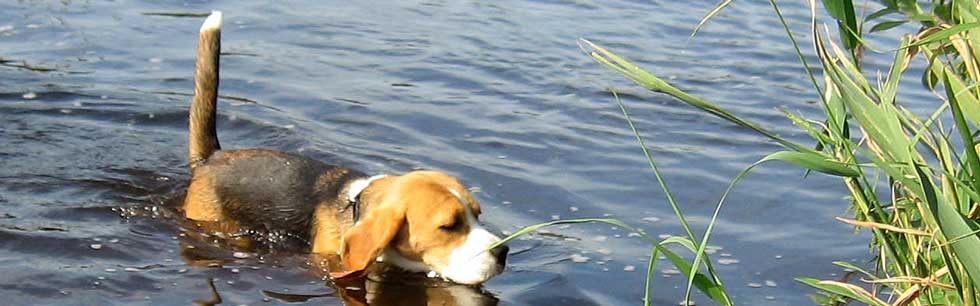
[823,0,860,50]
[908,22,980,48]
[867,7,899,21]
[821,48,911,164]
[797,278,889,306]
[758,151,860,177]
[880,36,911,106]
[822,0,849,20]
[936,61,980,128]
[916,165,980,294]
[943,69,980,200]
[870,20,907,32]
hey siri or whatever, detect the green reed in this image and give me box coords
[497,0,980,305]
[577,0,980,304]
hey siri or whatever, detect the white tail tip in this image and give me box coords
[200,11,222,32]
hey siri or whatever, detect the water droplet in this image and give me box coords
[748,282,763,288]
[765,280,777,287]
[22,92,36,99]
[90,244,103,250]
[232,252,250,259]
[623,265,636,272]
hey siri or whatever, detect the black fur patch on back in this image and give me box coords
[203,149,365,240]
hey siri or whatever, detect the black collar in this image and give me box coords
[344,195,361,222]
[343,175,387,223]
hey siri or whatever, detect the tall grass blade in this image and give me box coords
[580,38,812,154]
[610,91,731,306]
[881,36,912,106]
[488,218,732,306]
[820,0,860,62]
[819,41,911,163]
[935,60,980,128]
[758,151,860,177]
[769,0,827,105]
[917,165,980,294]
[693,0,733,37]
[944,70,980,198]
[609,91,698,242]
[797,277,890,306]
[907,22,980,48]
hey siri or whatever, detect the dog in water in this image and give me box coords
[180,11,507,285]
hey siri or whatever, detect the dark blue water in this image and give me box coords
[1,1,934,305]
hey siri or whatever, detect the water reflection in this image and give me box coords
[329,270,499,306]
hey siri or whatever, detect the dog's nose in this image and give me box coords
[490,245,509,264]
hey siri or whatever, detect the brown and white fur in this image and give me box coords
[181,11,507,285]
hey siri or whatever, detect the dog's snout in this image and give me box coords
[490,245,509,264]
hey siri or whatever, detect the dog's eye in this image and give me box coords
[439,218,463,231]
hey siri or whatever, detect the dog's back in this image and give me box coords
[182,12,364,237]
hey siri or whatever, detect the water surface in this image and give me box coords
[1,1,930,305]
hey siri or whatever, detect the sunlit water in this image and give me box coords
[0,1,935,305]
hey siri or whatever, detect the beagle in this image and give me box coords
[181,11,508,285]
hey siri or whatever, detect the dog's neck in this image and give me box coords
[344,175,388,222]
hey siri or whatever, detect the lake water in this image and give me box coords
[0,1,934,305]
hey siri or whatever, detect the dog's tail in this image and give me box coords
[188,11,222,169]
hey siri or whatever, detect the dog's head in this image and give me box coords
[332,171,508,285]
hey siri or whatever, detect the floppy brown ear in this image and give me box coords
[329,202,404,279]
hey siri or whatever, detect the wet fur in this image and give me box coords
[191,149,365,239]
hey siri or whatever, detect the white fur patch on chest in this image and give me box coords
[347,174,388,202]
